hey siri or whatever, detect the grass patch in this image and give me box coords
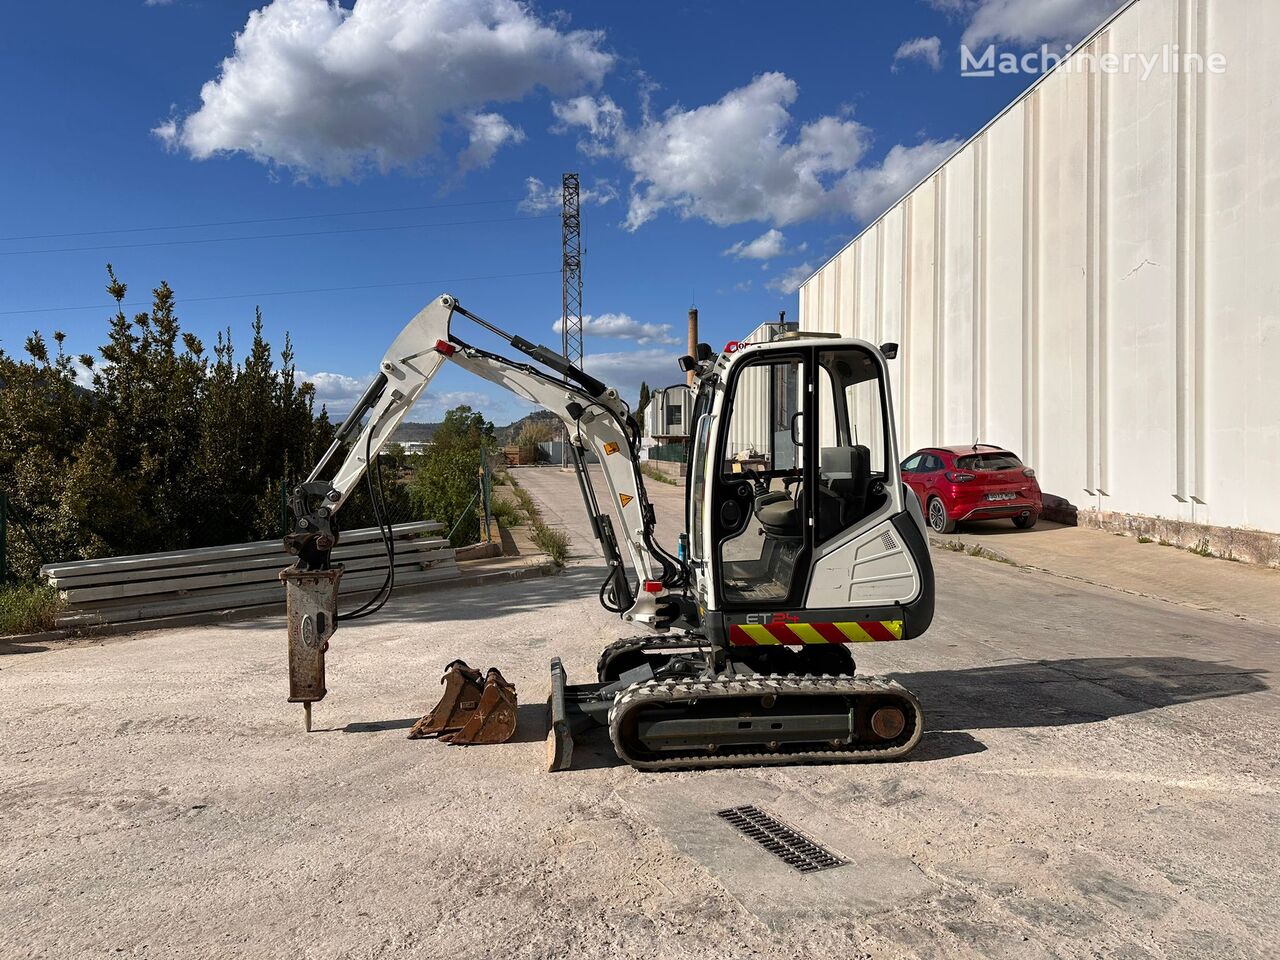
[1190,538,1214,558]
[489,494,523,527]
[529,520,569,566]
[504,475,571,566]
[1137,535,1154,544]
[0,583,63,636]
[640,463,678,485]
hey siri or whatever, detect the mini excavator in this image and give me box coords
[281,294,934,772]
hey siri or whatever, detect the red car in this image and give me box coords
[901,445,1042,534]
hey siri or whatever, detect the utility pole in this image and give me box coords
[561,172,584,467]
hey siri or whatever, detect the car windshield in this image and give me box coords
[956,452,1022,471]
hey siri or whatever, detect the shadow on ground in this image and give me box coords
[0,640,50,655]
[338,702,547,744]
[557,656,1266,772]
[898,656,1269,731]
[952,518,1072,538]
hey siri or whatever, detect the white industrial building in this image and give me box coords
[798,0,1279,563]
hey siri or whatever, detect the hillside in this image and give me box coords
[391,409,560,446]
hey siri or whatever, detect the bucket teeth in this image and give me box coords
[443,668,518,745]
[408,660,485,739]
[409,662,518,744]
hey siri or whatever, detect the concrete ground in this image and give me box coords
[932,518,1280,630]
[2,466,1277,959]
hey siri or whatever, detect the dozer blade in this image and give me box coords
[408,660,484,739]
[546,657,574,772]
[443,668,518,745]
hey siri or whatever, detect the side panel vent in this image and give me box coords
[880,531,897,552]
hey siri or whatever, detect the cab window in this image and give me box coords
[814,347,891,544]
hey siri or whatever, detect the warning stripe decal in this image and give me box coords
[729,621,905,646]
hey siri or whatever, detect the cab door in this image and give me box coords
[710,349,811,611]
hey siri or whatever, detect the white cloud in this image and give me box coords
[893,36,944,71]
[583,348,683,395]
[843,139,962,221]
[766,262,816,296]
[145,0,176,6]
[724,229,790,261]
[553,312,680,346]
[551,94,624,149]
[591,73,870,229]
[518,175,618,213]
[297,369,519,421]
[156,0,613,180]
[934,0,1127,49]
[457,112,525,173]
[553,72,956,230]
[298,370,370,415]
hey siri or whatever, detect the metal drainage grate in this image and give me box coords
[716,805,847,873]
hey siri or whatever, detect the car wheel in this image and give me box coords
[1013,513,1038,530]
[927,497,955,534]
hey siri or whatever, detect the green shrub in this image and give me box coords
[489,495,523,527]
[530,520,569,566]
[511,486,538,518]
[0,583,62,636]
[408,405,495,547]
[640,463,677,485]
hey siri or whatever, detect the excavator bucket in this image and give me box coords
[408,660,484,739]
[442,668,519,745]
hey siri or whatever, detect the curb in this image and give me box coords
[929,536,1017,566]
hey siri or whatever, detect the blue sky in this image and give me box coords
[0,0,1125,423]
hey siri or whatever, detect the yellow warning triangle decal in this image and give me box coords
[619,494,634,508]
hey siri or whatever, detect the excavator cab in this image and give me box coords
[683,335,934,652]
[279,295,933,772]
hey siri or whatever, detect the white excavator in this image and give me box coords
[281,294,935,772]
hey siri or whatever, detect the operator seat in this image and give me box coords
[817,445,871,541]
[755,488,802,538]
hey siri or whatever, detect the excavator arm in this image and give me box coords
[284,294,682,628]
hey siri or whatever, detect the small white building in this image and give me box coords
[646,384,694,443]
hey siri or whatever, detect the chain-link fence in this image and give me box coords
[648,442,689,463]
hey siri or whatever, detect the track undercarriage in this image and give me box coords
[547,635,924,772]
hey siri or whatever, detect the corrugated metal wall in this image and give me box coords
[799,0,1280,534]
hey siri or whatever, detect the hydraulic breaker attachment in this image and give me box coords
[442,668,519,745]
[408,660,484,739]
[280,566,343,732]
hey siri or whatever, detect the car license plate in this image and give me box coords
[986,492,1016,501]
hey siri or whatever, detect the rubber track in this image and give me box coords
[595,634,707,681]
[607,674,924,772]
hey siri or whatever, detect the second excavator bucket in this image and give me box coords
[442,668,518,745]
[408,660,484,739]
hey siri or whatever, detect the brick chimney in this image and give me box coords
[687,306,698,386]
